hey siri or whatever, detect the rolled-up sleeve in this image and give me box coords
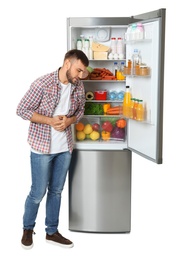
[16,80,43,120]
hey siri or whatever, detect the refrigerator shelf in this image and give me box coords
[85,100,123,103]
[83,80,125,83]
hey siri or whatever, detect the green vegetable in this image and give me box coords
[84,103,104,115]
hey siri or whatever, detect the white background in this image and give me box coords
[0,1,178,259]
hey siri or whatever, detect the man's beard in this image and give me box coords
[66,69,80,86]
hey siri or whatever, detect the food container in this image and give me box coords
[94,90,107,100]
[123,66,131,75]
[139,66,150,76]
[93,51,108,60]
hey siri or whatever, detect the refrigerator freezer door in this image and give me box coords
[69,149,131,233]
[127,9,165,164]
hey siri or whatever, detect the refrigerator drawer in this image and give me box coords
[69,149,132,233]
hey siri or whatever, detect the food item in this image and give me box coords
[116,119,126,128]
[102,121,113,132]
[83,124,93,135]
[75,122,85,131]
[92,123,100,131]
[94,90,107,100]
[101,131,110,141]
[103,103,111,114]
[92,42,110,52]
[111,126,125,139]
[86,91,94,100]
[94,52,108,60]
[90,131,100,141]
[87,66,94,73]
[84,103,103,115]
[89,68,115,80]
[106,106,123,115]
[76,131,86,141]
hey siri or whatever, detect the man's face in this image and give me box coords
[66,59,88,86]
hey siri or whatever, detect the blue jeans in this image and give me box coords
[23,151,72,235]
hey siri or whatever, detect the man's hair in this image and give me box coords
[64,49,89,67]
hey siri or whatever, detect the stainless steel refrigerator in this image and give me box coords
[67,8,166,233]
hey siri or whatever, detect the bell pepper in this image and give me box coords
[103,103,111,115]
[101,131,111,141]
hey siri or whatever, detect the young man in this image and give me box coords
[17,49,89,249]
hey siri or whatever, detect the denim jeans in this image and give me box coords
[23,151,72,235]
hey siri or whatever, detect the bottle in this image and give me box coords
[117,61,125,80]
[129,98,134,119]
[110,37,117,54]
[88,36,93,59]
[133,98,139,120]
[125,25,132,41]
[136,99,144,121]
[131,23,137,40]
[76,39,82,50]
[123,86,132,117]
[80,35,85,50]
[136,23,144,40]
[117,37,124,59]
[132,49,142,75]
[112,62,119,78]
[84,39,90,58]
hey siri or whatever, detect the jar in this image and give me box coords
[139,66,150,76]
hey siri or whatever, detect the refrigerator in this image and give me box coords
[67,8,166,233]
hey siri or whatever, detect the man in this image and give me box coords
[16,49,89,249]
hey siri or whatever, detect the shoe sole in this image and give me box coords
[21,243,33,250]
[46,239,74,248]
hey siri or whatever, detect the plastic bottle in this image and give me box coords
[117,61,125,80]
[88,36,93,59]
[131,23,137,40]
[136,99,144,121]
[125,25,132,41]
[123,86,132,117]
[84,39,89,58]
[80,35,85,51]
[76,39,82,50]
[132,49,142,75]
[110,37,117,54]
[136,23,144,40]
[117,37,124,59]
[129,98,134,119]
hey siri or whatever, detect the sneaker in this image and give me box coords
[46,231,74,248]
[21,229,35,249]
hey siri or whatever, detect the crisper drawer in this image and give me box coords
[74,116,127,143]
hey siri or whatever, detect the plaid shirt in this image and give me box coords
[16,69,86,153]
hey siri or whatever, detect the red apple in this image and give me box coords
[102,121,113,132]
[92,123,100,131]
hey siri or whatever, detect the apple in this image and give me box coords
[102,121,113,132]
[92,123,100,131]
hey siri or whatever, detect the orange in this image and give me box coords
[116,119,126,128]
[75,122,85,131]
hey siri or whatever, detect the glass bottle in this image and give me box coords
[129,98,134,119]
[133,98,139,120]
[136,99,144,121]
[112,62,119,78]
